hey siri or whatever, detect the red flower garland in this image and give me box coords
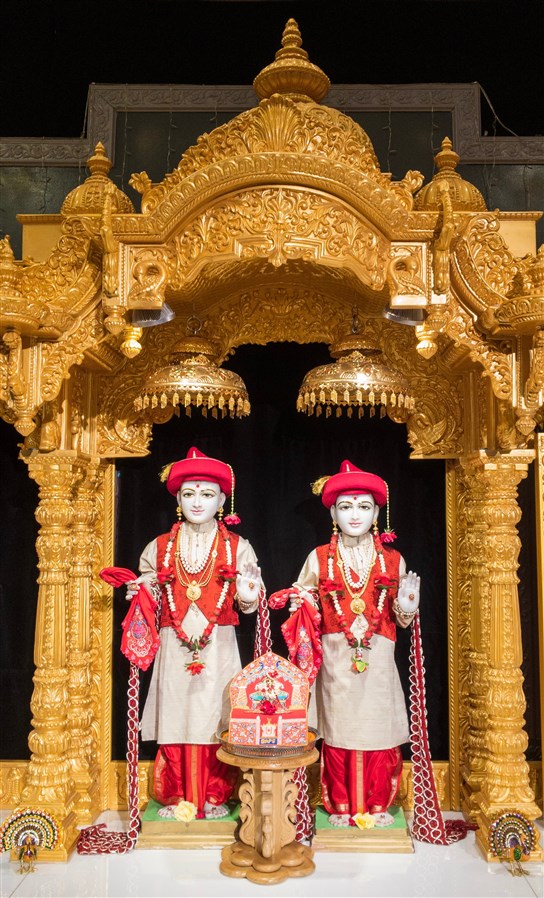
[218,564,239,583]
[161,519,233,674]
[375,573,398,591]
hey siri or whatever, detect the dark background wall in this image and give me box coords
[0,0,541,763]
[1,0,542,139]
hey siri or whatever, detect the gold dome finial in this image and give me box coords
[414,136,486,211]
[87,141,113,178]
[0,235,22,297]
[279,18,305,55]
[434,136,460,173]
[253,18,330,103]
[61,141,134,215]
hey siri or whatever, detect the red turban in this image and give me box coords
[165,446,233,496]
[321,459,387,508]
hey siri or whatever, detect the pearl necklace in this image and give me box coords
[176,523,217,573]
[329,545,387,613]
[174,530,218,603]
[337,535,375,592]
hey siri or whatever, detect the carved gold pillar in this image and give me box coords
[66,457,103,823]
[459,451,541,860]
[21,452,81,860]
[536,434,544,812]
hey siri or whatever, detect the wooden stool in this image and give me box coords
[218,745,319,885]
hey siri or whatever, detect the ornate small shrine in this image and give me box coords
[0,19,542,862]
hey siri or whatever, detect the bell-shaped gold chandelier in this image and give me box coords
[297,311,414,419]
[134,319,250,419]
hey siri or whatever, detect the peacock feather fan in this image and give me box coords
[0,807,60,851]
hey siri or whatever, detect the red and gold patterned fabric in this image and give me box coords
[320,743,403,815]
[154,744,238,809]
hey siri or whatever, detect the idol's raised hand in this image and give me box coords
[236,562,262,606]
[397,570,420,614]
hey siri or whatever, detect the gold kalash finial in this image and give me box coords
[414,136,486,211]
[253,18,330,103]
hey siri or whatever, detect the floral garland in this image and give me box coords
[319,531,397,674]
[158,519,237,675]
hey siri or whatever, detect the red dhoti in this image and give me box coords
[153,744,238,811]
[321,742,403,815]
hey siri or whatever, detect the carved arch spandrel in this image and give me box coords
[377,322,465,458]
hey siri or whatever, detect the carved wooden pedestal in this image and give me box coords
[217,746,318,885]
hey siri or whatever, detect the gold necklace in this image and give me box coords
[336,547,374,616]
[174,530,218,602]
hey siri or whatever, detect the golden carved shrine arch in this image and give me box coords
[0,19,542,863]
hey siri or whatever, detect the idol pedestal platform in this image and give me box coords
[217,743,319,885]
[137,798,239,849]
[312,804,414,853]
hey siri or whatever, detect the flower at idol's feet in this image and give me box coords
[172,800,197,822]
[352,812,376,830]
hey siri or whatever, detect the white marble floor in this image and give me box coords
[1,812,542,898]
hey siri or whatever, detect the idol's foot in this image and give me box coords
[157,804,177,819]
[204,801,229,819]
[328,813,351,827]
[372,811,394,828]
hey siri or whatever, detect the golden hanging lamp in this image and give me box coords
[134,319,250,419]
[297,311,415,419]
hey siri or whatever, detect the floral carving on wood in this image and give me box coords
[136,95,402,213]
[96,373,152,457]
[168,187,390,292]
[377,321,464,457]
[452,214,521,316]
[20,232,100,326]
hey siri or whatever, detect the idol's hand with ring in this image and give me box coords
[236,562,262,606]
[397,570,420,614]
[289,588,316,614]
[125,579,141,601]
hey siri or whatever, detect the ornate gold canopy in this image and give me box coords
[0,18,542,862]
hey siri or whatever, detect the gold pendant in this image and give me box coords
[186,582,202,602]
[350,597,366,615]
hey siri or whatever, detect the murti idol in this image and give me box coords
[128,446,263,819]
[284,460,419,827]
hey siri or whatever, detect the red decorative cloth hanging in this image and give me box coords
[280,601,322,686]
[409,612,476,844]
[100,566,160,671]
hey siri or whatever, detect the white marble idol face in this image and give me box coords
[177,480,226,524]
[331,492,379,538]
